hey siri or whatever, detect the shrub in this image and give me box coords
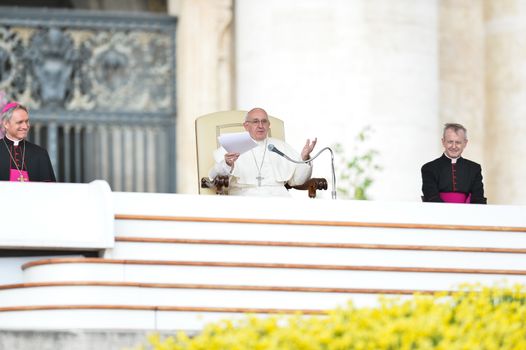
[138,284,526,350]
[334,126,382,200]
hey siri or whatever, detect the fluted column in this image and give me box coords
[439,0,485,163]
[363,1,440,201]
[236,0,440,200]
[485,0,526,204]
[168,0,235,193]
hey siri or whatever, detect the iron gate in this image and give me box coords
[0,6,177,192]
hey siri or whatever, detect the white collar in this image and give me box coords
[5,135,23,146]
[444,153,459,164]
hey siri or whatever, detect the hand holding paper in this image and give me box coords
[218,132,258,154]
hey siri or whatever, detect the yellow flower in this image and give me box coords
[137,284,526,350]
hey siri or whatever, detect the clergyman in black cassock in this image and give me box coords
[421,154,486,204]
[421,123,486,204]
[0,138,56,182]
[0,101,56,182]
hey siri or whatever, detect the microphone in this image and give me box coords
[267,144,286,158]
[267,144,337,199]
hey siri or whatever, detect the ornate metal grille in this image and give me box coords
[0,7,177,192]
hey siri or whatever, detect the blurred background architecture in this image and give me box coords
[1,0,525,204]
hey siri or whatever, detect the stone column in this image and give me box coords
[485,0,526,204]
[168,0,235,194]
[439,0,485,163]
[235,0,440,201]
[363,1,440,201]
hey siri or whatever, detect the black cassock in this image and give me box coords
[0,138,56,182]
[421,154,486,204]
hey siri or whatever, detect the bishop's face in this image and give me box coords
[3,109,30,140]
[442,128,467,159]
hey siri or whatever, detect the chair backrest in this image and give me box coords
[195,110,285,194]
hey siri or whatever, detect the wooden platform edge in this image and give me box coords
[114,214,526,232]
[0,281,441,295]
[0,304,327,315]
[114,236,526,254]
[20,257,526,275]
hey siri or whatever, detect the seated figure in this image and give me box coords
[209,107,317,197]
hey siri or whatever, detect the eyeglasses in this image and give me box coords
[246,119,269,126]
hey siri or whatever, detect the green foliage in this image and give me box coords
[334,126,382,200]
[135,284,526,350]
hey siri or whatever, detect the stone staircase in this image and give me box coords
[1,186,525,349]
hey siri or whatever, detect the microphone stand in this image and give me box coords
[272,146,337,200]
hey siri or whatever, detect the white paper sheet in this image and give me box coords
[218,132,258,154]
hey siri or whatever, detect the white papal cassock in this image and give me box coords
[209,137,312,197]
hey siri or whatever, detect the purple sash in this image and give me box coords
[440,192,470,203]
[10,169,29,182]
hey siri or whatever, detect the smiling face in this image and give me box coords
[3,108,30,140]
[442,128,467,159]
[243,108,271,141]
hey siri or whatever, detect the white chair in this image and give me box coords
[195,110,327,197]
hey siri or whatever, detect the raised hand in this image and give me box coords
[301,137,317,161]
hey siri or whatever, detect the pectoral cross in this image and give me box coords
[256,175,264,187]
[18,174,26,182]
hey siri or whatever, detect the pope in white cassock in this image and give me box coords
[209,107,317,197]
